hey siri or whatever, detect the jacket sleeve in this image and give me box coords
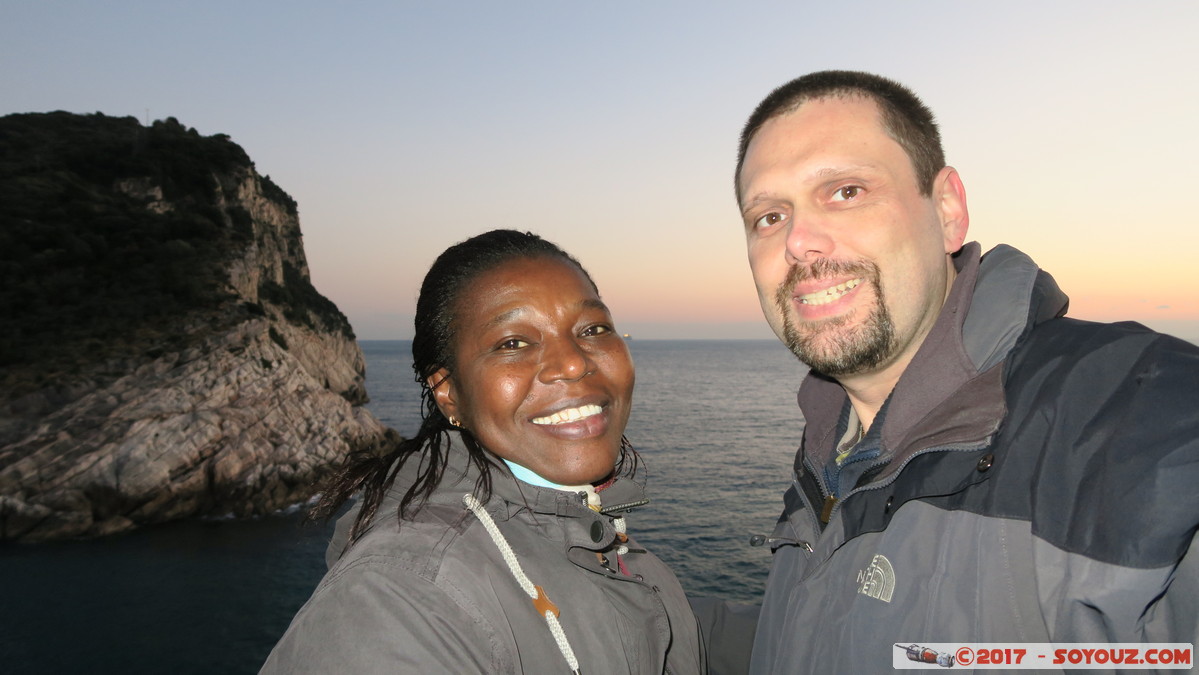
[1025,328,1199,645]
[1146,536,1199,644]
[260,558,502,674]
[1034,534,1199,645]
[688,596,759,675]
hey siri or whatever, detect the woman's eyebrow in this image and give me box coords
[480,297,610,331]
[481,307,525,331]
[581,298,610,313]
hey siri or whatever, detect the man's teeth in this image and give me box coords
[532,404,603,425]
[799,278,861,306]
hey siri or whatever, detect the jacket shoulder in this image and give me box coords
[263,513,506,673]
[332,502,473,578]
[1002,318,1199,568]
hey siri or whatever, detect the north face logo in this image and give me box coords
[856,554,895,603]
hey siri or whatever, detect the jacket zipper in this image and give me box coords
[599,498,650,514]
[793,453,831,542]
[822,440,992,525]
[787,439,992,584]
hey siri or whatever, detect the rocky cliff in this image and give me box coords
[0,112,394,541]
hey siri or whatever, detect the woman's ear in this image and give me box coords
[426,367,460,422]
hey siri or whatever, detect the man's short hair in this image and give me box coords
[735,70,946,203]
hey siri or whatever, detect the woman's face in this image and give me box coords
[430,256,634,485]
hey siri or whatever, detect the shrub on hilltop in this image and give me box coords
[0,112,329,401]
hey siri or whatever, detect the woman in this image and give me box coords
[262,230,705,674]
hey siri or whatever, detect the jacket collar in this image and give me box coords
[797,242,1068,475]
[417,430,650,521]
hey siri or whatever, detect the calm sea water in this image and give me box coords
[0,339,806,674]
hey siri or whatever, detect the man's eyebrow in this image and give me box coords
[740,165,880,214]
[812,165,869,179]
[740,192,775,215]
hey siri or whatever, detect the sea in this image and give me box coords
[0,339,808,674]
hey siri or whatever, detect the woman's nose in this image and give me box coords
[539,337,593,383]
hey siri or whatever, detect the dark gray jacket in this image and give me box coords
[263,433,706,674]
[749,243,1199,673]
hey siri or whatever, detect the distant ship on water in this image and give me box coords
[623,333,633,340]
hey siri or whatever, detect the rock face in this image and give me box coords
[0,113,393,541]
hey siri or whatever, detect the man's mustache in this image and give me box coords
[778,258,876,291]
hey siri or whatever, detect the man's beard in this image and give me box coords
[774,258,896,377]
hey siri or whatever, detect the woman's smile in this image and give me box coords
[530,402,604,426]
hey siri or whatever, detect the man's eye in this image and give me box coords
[753,212,787,229]
[831,186,862,201]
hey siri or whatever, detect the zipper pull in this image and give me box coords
[820,495,837,524]
[749,534,813,553]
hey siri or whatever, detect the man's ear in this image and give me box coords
[934,166,970,253]
[426,367,460,422]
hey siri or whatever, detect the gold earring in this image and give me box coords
[448,415,462,428]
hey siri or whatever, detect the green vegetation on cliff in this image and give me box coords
[0,112,349,399]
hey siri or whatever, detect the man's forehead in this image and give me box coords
[739,98,889,183]
[761,94,885,140]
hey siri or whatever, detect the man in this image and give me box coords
[735,70,1199,672]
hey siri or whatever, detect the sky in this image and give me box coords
[4,1,1197,341]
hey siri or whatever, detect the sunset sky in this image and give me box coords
[4,1,1197,341]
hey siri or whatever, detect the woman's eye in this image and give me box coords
[753,211,787,229]
[581,324,612,337]
[498,338,529,350]
[832,186,862,201]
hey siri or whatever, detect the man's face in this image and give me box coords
[737,95,967,378]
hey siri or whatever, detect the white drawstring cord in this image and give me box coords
[612,516,629,556]
[461,493,582,675]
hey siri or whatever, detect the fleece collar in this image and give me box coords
[796,242,1068,478]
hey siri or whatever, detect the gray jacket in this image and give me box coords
[748,243,1199,673]
[262,433,706,674]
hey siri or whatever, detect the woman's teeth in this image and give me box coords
[532,404,603,425]
[799,278,861,305]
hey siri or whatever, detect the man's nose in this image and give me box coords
[784,212,834,265]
